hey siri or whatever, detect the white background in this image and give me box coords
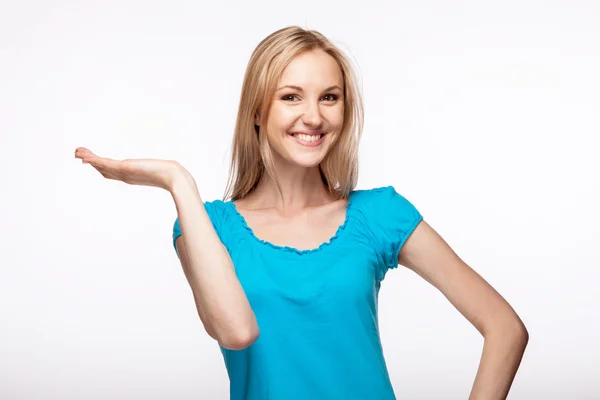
[1,1,599,399]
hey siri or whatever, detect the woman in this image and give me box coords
[75,26,528,400]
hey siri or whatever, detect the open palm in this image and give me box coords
[74,147,185,191]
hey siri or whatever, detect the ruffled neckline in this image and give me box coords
[225,192,355,255]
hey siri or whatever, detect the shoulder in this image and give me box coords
[351,185,417,212]
[203,198,229,217]
[349,185,423,238]
[351,186,424,276]
[202,199,235,234]
[351,185,395,200]
[173,199,231,233]
[172,198,236,250]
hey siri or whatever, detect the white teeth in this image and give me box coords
[293,133,322,142]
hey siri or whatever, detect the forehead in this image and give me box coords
[278,49,343,88]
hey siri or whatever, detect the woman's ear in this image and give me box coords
[254,111,261,126]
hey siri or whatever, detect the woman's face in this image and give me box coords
[257,49,345,168]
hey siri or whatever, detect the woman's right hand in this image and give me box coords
[74,147,191,192]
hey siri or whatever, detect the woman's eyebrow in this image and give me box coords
[276,85,342,92]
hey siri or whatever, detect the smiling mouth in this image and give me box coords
[288,132,326,143]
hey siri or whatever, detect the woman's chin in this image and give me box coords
[285,154,325,168]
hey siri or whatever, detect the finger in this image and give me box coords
[75,148,120,169]
[75,147,96,159]
[85,155,123,172]
[76,149,100,164]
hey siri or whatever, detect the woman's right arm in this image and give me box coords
[170,170,259,350]
[74,147,258,350]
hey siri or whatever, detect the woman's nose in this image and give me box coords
[301,101,323,127]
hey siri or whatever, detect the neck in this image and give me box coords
[245,162,332,213]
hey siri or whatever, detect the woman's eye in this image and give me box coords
[282,94,299,101]
[281,94,339,102]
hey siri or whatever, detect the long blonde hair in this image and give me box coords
[224,26,364,201]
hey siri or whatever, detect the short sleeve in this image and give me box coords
[172,218,182,257]
[172,200,225,258]
[368,186,423,279]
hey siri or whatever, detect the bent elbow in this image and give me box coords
[219,326,260,350]
[516,321,529,346]
[490,317,529,348]
[508,314,529,344]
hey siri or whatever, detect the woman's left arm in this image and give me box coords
[398,219,529,400]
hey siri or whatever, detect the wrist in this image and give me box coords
[168,165,197,194]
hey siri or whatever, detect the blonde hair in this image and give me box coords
[224,26,364,201]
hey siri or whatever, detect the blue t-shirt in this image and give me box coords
[172,186,423,400]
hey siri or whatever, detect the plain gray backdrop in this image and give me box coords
[1,0,599,399]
